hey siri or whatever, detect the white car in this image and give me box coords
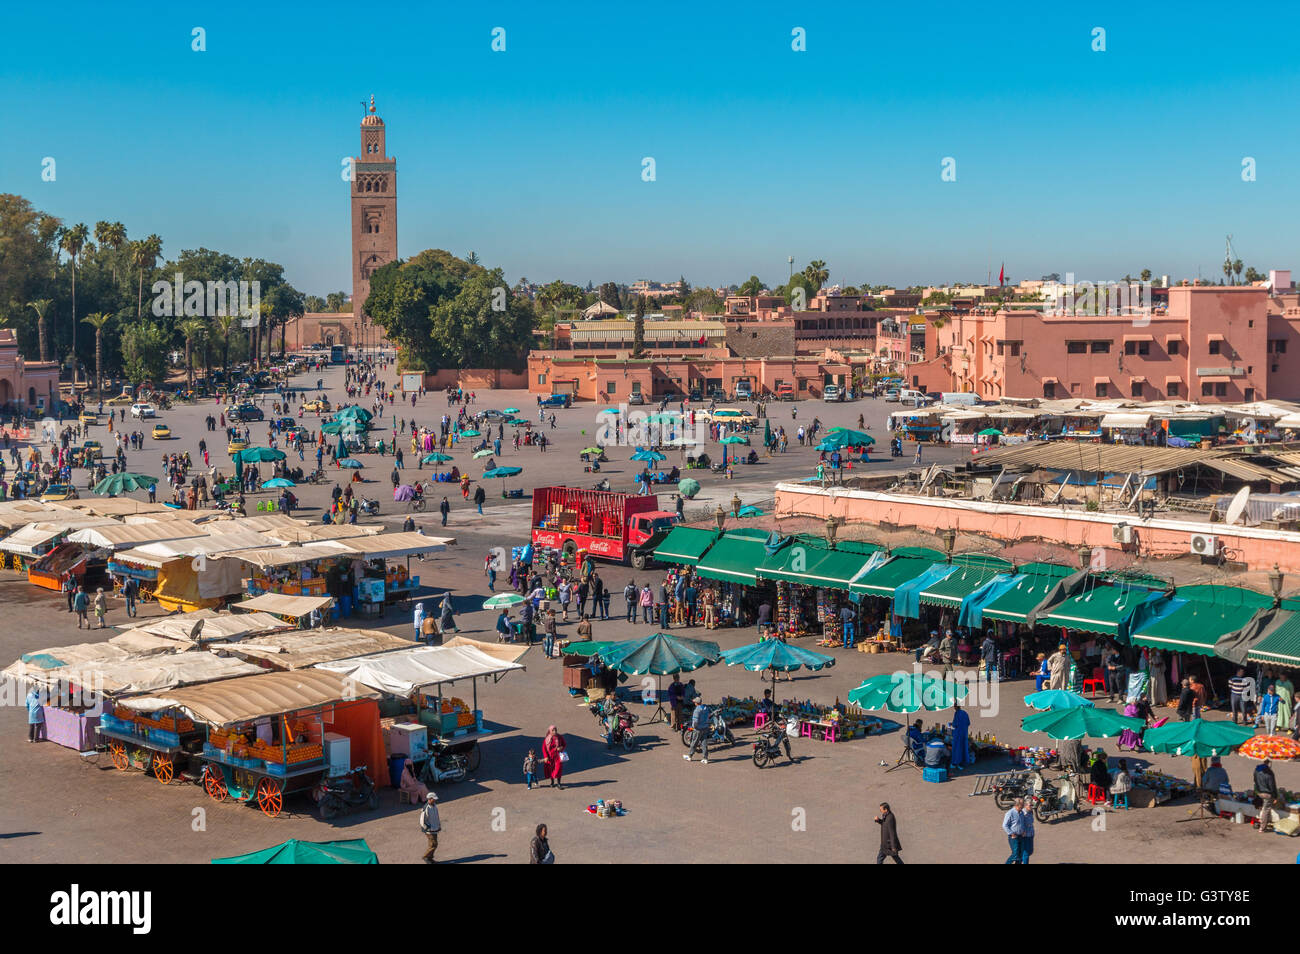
[130,402,157,419]
[823,385,841,402]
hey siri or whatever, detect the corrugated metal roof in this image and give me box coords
[976,441,1240,476]
[1200,458,1290,483]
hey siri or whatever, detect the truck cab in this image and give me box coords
[531,487,680,569]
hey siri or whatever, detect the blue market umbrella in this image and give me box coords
[338,458,364,468]
[631,449,666,463]
[236,446,287,463]
[1023,689,1095,711]
[721,640,835,687]
[597,632,721,675]
[261,478,295,489]
[503,407,520,414]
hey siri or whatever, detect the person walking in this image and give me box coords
[542,609,558,659]
[558,579,571,622]
[1255,758,1278,834]
[1016,798,1035,863]
[1260,684,1280,735]
[26,685,45,743]
[1002,797,1024,864]
[624,580,638,623]
[542,726,566,789]
[438,496,450,527]
[592,573,607,620]
[439,593,458,634]
[72,586,90,628]
[121,577,139,618]
[92,587,108,628]
[683,698,711,764]
[684,580,699,627]
[639,583,653,623]
[413,601,426,641]
[419,792,442,864]
[529,823,554,864]
[875,802,903,864]
[473,484,486,515]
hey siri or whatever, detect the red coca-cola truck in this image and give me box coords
[531,487,680,570]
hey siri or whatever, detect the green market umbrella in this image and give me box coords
[483,593,525,609]
[721,640,835,688]
[645,413,679,425]
[631,449,666,462]
[503,407,520,414]
[473,449,494,459]
[237,446,287,463]
[1143,718,1255,757]
[559,639,621,657]
[597,632,721,675]
[93,472,156,495]
[848,672,969,712]
[826,427,876,445]
[338,458,364,468]
[483,465,523,494]
[581,447,603,455]
[1020,706,1141,741]
[336,406,372,422]
[678,478,700,498]
[1023,689,1094,711]
[508,418,531,426]
[421,452,453,464]
[736,505,764,517]
[459,429,481,438]
[719,435,749,444]
[977,428,1003,437]
[212,838,378,865]
[262,477,295,489]
[320,421,344,435]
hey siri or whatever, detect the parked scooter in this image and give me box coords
[1026,769,1084,822]
[681,710,736,750]
[752,719,797,768]
[358,496,381,516]
[315,765,377,819]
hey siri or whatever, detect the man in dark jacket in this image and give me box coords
[1255,759,1278,834]
[1176,677,1196,722]
[439,496,450,527]
[591,573,606,620]
[875,802,903,864]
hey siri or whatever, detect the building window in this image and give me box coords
[1132,381,1144,398]
[1202,382,1213,397]
[1125,341,1150,356]
[607,382,616,396]
[1044,382,1056,399]
[1168,381,1180,396]
[1209,340,1221,355]
[1067,341,1087,354]
[1217,382,1227,397]
[1095,383,1109,397]
[1245,387,1256,402]
[1091,341,1111,354]
[1168,340,1180,355]
[537,374,546,384]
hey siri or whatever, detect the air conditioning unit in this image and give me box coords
[1112,524,1135,544]
[1190,533,1219,557]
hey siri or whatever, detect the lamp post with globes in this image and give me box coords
[714,504,726,534]
[1270,563,1285,607]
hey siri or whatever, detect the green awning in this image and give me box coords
[850,556,936,597]
[1247,613,1300,666]
[919,563,1008,609]
[756,544,879,591]
[653,526,719,566]
[1037,585,1156,637]
[1132,600,1262,656]
[981,567,1076,623]
[212,838,378,864]
[694,529,772,586]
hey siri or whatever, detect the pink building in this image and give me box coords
[908,285,1299,403]
[0,330,58,411]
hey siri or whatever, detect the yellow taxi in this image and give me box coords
[78,411,99,426]
[107,392,134,406]
[228,438,250,455]
[39,483,79,502]
[151,424,172,440]
[302,399,332,413]
[81,440,103,460]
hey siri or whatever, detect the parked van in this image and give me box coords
[938,391,982,406]
[734,380,753,400]
[898,389,928,407]
[823,384,842,402]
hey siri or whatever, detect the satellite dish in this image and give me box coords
[1225,486,1251,527]
[187,619,206,641]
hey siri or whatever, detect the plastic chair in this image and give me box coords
[753,712,768,730]
[1110,791,1128,810]
[1082,667,1106,696]
[1087,784,1107,805]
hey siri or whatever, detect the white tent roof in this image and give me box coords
[31,650,262,695]
[119,610,292,644]
[233,593,334,616]
[1100,412,1153,429]
[114,528,283,568]
[316,643,524,696]
[334,531,453,559]
[215,541,353,568]
[0,519,114,554]
[67,521,207,549]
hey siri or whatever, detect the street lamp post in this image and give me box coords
[714,504,727,534]
[1270,563,1285,607]
[826,515,839,549]
[941,527,956,562]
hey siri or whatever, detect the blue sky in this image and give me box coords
[3,0,1299,295]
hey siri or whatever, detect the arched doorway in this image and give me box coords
[0,380,12,406]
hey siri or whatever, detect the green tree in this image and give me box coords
[131,234,162,320]
[325,291,349,313]
[94,220,127,285]
[598,282,621,310]
[1233,259,1244,284]
[60,222,89,374]
[120,319,169,385]
[632,295,646,356]
[28,298,52,363]
[737,275,765,296]
[81,312,112,395]
[1245,267,1264,284]
[1139,268,1152,283]
[303,295,326,312]
[211,313,238,384]
[783,273,817,309]
[466,251,480,266]
[803,259,829,291]
[179,318,208,389]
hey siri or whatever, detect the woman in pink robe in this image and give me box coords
[541,725,566,789]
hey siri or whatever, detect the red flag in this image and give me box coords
[697,335,706,346]
[998,263,1005,286]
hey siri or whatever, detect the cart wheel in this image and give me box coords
[203,764,228,801]
[465,743,481,773]
[152,753,174,785]
[256,777,284,818]
[109,741,128,771]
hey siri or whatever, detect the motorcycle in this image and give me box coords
[752,719,797,768]
[358,496,381,516]
[418,747,471,785]
[681,710,736,750]
[1026,770,1084,822]
[315,765,377,819]
[590,699,638,751]
[992,771,1037,810]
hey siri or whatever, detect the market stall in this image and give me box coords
[209,628,413,671]
[753,536,881,644]
[231,592,336,628]
[125,669,382,817]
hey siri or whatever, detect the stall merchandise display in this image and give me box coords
[249,569,329,598]
[1132,768,1193,804]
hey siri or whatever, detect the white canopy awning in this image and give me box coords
[1100,412,1153,429]
[316,643,524,696]
[119,609,292,644]
[233,593,334,617]
[335,531,453,560]
[215,541,353,568]
[67,521,206,549]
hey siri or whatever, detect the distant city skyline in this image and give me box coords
[5,2,1300,296]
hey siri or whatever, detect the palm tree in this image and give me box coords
[60,223,89,379]
[179,319,207,390]
[27,299,53,363]
[212,313,238,384]
[94,220,127,285]
[82,312,112,396]
[803,260,829,291]
[131,234,162,320]
[1233,259,1244,284]
[466,251,480,266]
